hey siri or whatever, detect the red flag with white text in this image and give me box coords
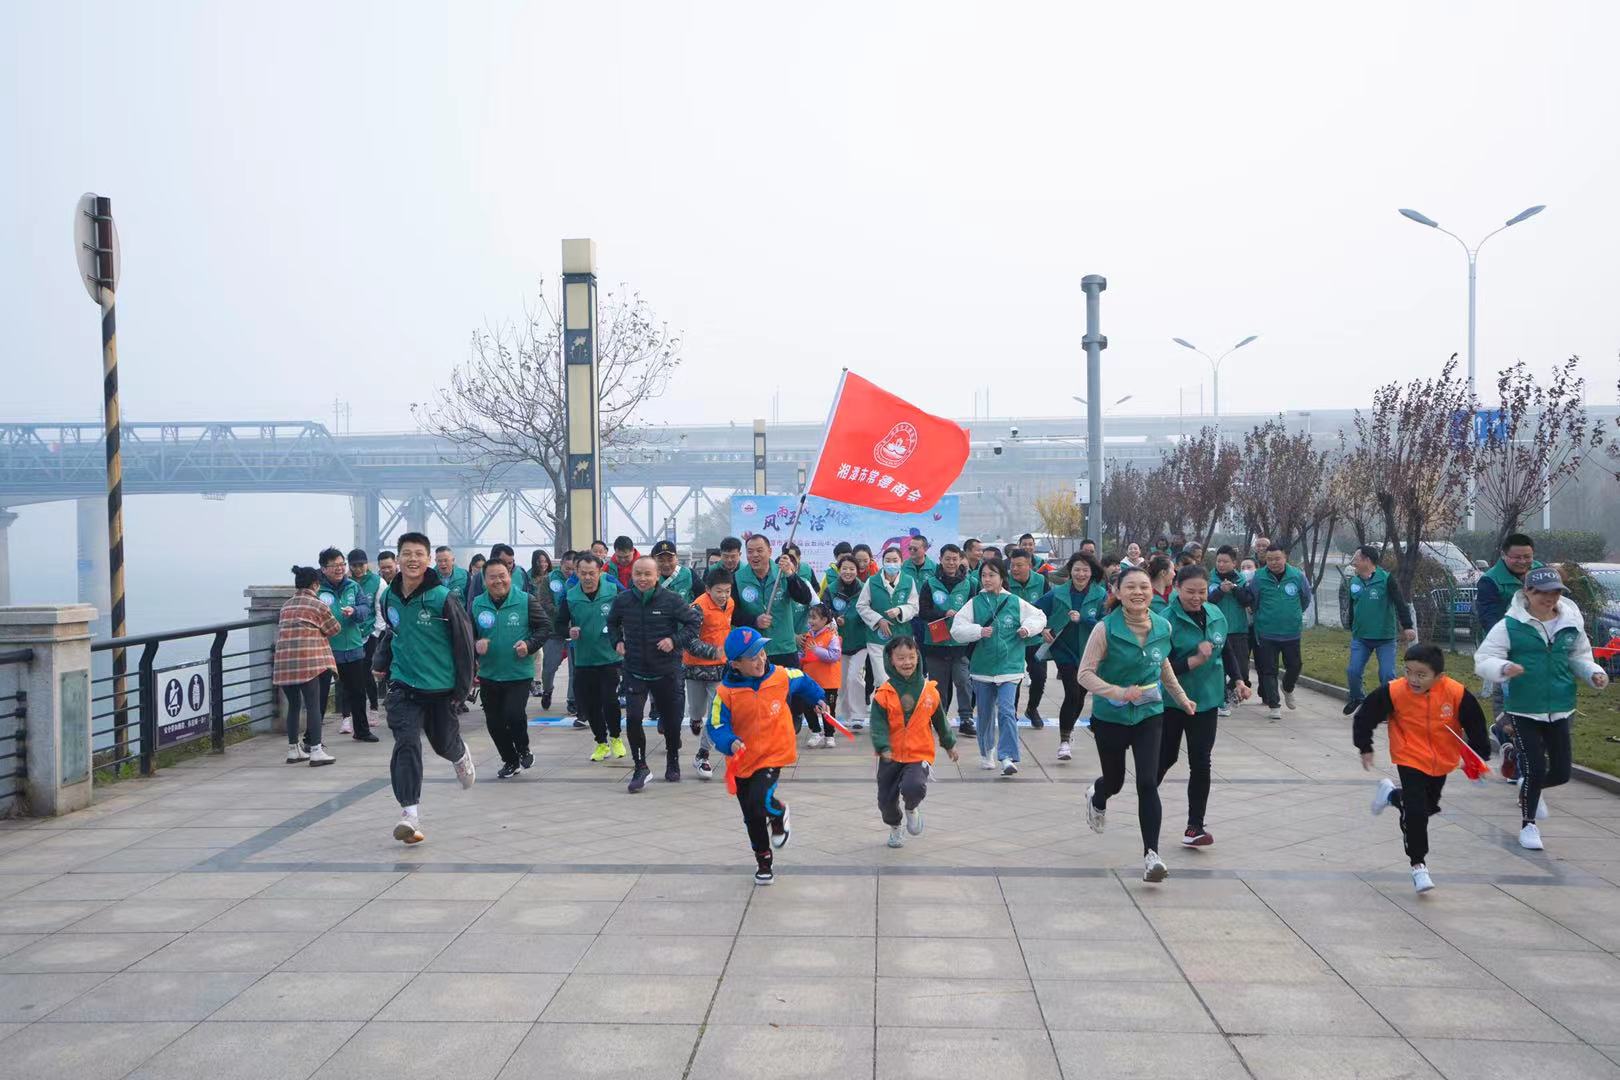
[807,372,970,513]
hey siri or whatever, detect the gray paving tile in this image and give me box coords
[333,899,492,934]
[377,972,565,1022]
[0,902,108,934]
[507,873,640,901]
[625,873,756,902]
[212,971,413,1021]
[1230,1033,1443,1079]
[877,1026,1060,1079]
[311,1021,529,1080]
[278,931,457,973]
[378,873,523,901]
[469,898,619,934]
[1049,1031,1247,1079]
[0,937,41,961]
[1311,939,1494,988]
[134,873,287,900]
[0,933,179,974]
[692,1024,874,1079]
[540,973,719,1024]
[574,933,729,976]
[603,900,744,937]
[1198,981,1395,1037]
[1411,1038,1620,1080]
[1358,985,1574,1042]
[258,872,405,899]
[0,875,56,900]
[1035,978,1216,1033]
[1021,937,1182,981]
[746,875,876,904]
[69,899,240,934]
[724,936,874,978]
[1147,906,1299,943]
[1006,903,1153,940]
[740,901,875,937]
[499,1022,699,1080]
[877,936,1032,979]
[881,875,1005,904]
[879,903,1013,939]
[0,972,111,1021]
[1472,947,1620,994]
[0,1020,194,1080]
[710,975,874,1026]
[197,898,363,934]
[133,931,317,973]
[877,976,1043,1029]
[127,1020,362,1080]
[11,873,174,901]
[1172,938,1338,984]
[44,970,259,1021]
[427,932,594,974]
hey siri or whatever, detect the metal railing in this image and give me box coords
[0,648,32,808]
[90,618,277,777]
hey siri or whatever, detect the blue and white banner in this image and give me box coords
[730,494,960,577]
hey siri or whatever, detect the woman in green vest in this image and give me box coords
[1079,564,1196,882]
[1035,553,1108,763]
[1157,565,1251,849]
[1475,567,1610,851]
[858,546,919,688]
[1146,555,1175,615]
[949,557,1047,777]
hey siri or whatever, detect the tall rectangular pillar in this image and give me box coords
[245,586,295,735]
[0,509,15,607]
[753,420,767,494]
[0,604,97,816]
[562,239,602,552]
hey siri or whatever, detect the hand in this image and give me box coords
[730,738,746,754]
[836,616,846,627]
[947,746,960,762]
[1501,662,1525,679]
[1069,609,1081,622]
[1596,671,1611,690]
[1196,641,1214,659]
[569,626,581,640]
[1234,682,1253,702]
[513,641,529,658]
[1183,700,1197,716]
[1119,686,1144,704]
[886,608,901,620]
[1042,629,1055,643]
[878,620,892,637]
[1220,580,1235,593]
[757,613,773,631]
[946,608,958,619]
[1360,752,1374,771]
[656,637,674,653]
[796,633,811,650]
[474,639,489,656]
[1402,628,1418,643]
[341,606,355,618]
[615,642,626,656]
[979,626,993,640]
[1017,626,1033,639]
[777,556,795,573]
[879,750,893,763]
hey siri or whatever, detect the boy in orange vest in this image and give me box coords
[871,636,960,848]
[709,627,830,885]
[1354,643,1491,894]
[799,603,844,747]
[684,568,734,781]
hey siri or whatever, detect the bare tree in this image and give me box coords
[1162,426,1243,550]
[1329,432,1384,549]
[413,281,683,544]
[1101,461,1160,550]
[1235,419,1330,550]
[1343,356,1477,597]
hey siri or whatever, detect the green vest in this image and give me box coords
[1211,573,1250,631]
[827,584,868,650]
[925,569,975,650]
[903,557,938,584]
[732,564,799,656]
[1167,598,1229,713]
[660,565,694,600]
[1149,592,1170,616]
[864,573,916,643]
[1485,559,1543,603]
[966,590,1027,677]
[471,588,536,682]
[1502,616,1581,715]
[545,568,569,600]
[1253,565,1307,639]
[565,579,621,667]
[316,575,368,653]
[1091,608,1173,726]
[442,565,469,601]
[1007,571,1046,607]
[1348,567,1398,641]
[381,582,456,691]
[820,566,839,599]
[1046,582,1108,665]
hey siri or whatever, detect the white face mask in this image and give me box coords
[883,561,902,578]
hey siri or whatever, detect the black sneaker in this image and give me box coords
[769,804,791,850]
[541,692,553,710]
[628,764,650,793]
[1342,698,1360,716]
[572,718,588,729]
[496,762,519,780]
[689,719,701,736]
[665,763,681,783]
[754,865,775,886]
[1025,706,1044,729]
[519,751,534,771]
[353,732,380,743]
[958,719,977,736]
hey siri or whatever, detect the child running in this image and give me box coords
[683,567,733,781]
[870,637,959,848]
[799,603,844,747]
[708,627,830,885]
[1356,643,1491,892]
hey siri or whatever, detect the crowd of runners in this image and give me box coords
[267,528,1609,891]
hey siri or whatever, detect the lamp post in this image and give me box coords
[1171,335,1258,424]
[1072,394,1132,414]
[1397,203,1546,529]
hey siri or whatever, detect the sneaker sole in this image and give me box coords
[308,759,335,767]
[1144,864,1169,883]
[1180,835,1212,847]
[393,822,424,844]
[754,876,774,886]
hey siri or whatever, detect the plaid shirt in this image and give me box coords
[272,591,342,686]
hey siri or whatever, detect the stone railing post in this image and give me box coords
[244,587,295,736]
[0,604,97,816]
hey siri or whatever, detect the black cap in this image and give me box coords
[650,540,677,557]
[346,548,368,564]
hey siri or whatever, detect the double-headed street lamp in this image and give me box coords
[1073,393,1133,414]
[1171,335,1258,422]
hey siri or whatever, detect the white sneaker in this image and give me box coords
[1284,691,1297,710]
[1085,781,1105,834]
[1217,705,1232,717]
[286,744,309,764]
[1519,823,1544,850]
[1057,741,1072,761]
[807,734,827,749]
[825,735,837,749]
[307,744,335,767]
[1371,777,1395,816]
[905,806,924,836]
[1267,706,1283,720]
[980,755,995,770]
[393,810,424,844]
[1000,759,1019,777]
[454,750,477,790]
[1143,850,1169,882]
[695,756,714,781]
[887,826,904,849]
[1412,864,1435,893]
[770,803,791,850]
[339,718,353,735]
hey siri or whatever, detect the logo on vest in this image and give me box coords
[873,422,919,468]
[933,590,947,606]
[1149,647,1164,662]
[741,585,760,604]
[1440,703,1454,718]
[318,591,335,606]
[599,603,612,617]
[832,597,846,611]
[1212,633,1225,647]
[1350,582,1362,594]
[387,606,401,627]
[1284,583,1298,596]
[550,580,564,594]
[1000,614,1018,628]
[476,611,496,629]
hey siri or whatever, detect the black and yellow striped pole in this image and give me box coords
[77,194,129,759]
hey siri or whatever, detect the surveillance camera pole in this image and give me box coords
[1081,275,1107,545]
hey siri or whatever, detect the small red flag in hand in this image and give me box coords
[808,372,970,514]
[826,713,855,740]
[1448,727,1490,783]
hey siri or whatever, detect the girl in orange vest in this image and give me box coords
[1354,643,1491,894]
[870,637,960,848]
[683,568,734,781]
[799,603,844,748]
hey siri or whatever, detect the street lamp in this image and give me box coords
[1072,393,1133,413]
[1398,203,1545,529]
[1172,335,1258,421]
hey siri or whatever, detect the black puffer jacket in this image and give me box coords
[606,585,702,679]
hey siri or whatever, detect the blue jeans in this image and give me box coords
[1346,638,1397,704]
[974,680,1021,762]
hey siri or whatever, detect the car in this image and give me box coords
[1578,562,1620,646]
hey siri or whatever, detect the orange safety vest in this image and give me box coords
[1387,675,1469,776]
[713,666,800,778]
[799,625,841,690]
[684,593,733,667]
[871,680,944,764]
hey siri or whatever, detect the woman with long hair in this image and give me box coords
[1036,552,1108,762]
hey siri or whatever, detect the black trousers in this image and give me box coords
[480,677,531,766]
[622,672,684,765]
[1511,714,1572,826]
[574,664,624,743]
[281,678,321,746]
[1091,715,1164,856]
[362,636,381,708]
[1018,646,1047,713]
[1055,662,1088,739]
[384,683,466,807]
[1157,707,1218,831]
[1389,765,1448,866]
[1254,638,1302,707]
[734,766,785,867]
[1223,632,1251,691]
[876,758,928,827]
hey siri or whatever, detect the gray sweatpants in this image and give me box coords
[686,678,719,753]
[876,758,929,827]
[384,683,468,807]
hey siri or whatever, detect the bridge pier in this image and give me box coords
[351,492,380,555]
[75,499,112,642]
[0,508,15,606]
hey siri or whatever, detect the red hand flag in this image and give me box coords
[1447,726,1491,783]
[807,372,970,514]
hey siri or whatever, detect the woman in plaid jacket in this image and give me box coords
[273,566,343,765]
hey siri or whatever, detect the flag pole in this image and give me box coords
[761,369,849,614]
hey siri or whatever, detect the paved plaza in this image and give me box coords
[0,686,1618,1079]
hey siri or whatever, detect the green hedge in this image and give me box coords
[1452,530,1607,564]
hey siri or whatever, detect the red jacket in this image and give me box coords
[609,550,641,588]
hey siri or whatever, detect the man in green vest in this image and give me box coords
[904,535,939,583]
[919,543,976,729]
[1208,545,1254,716]
[433,546,470,605]
[1341,544,1417,715]
[1477,532,1542,634]
[373,532,477,846]
[348,548,383,717]
[1007,550,1051,728]
[317,547,376,742]
[1252,544,1313,719]
[558,553,627,761]
[470,560,550,779]
[731,534,814,667]
[651,539,694,600]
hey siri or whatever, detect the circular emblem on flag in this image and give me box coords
[387,607,400,627]
[742,586,760,604]
[740,500,757,515]
[873,422,920,468]
[476,610,496,629]
[318,591,335,606]
[1284,583,1298,597]
[933,589,947,606]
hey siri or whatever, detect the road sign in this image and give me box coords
[157,661,210,748]
[1074,478,1091,504]
[1450,408,1509,448]
[74,193,120,304]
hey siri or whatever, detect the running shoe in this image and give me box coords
[611,736,628,759]
[770,804,791,850]
[628,764,650,793]
[454,750,477,789]
[824,734,836,748]
[1181,828,1213,847]
[393,810,424,845]
[307,744,335,767]
[1025,706,1044,729]
[905,806,924,836]
[807,734,827,749]
[286,744,309,764]
[1284,691,1297,710]
[339,718,353,735]
[1001,759,1019,777]
[1057,741,1072,761]
[887,826,905,849]
[589,742,609,762]
[754,866,775,886]
[519,750,534,771]
[1217,705,1232,717]
[980,755,995,771]
[496,762,519,780]
[665,762,681,783]
[1371,777,1395,816]
[1519,823,1544,850]
[689,719,701,736]
[958,719,977,737]
[572,717,587,729]
[1085,781,1105,834]
[1411,864,1435,893]
[1267,706,1283,720]
[354,732,380,743]
[1342,698,1359,716]
[1143,850,1169,882]
[695,751,714,781]
[540,691,552,710]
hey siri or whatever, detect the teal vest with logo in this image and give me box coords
[660,565,694,599]
[1253,565,1307,639]
[471,588,536,682]
[1046,582,1108,665]
[1168,597,1229,713]
[316,576,367,653]
[1502,616,1582,716]
[1212,573,1250,631]
[966,590,1027,677]
[827,584,868,651]
[925,569,975,650]
[732,564,799,656]
[381,583,456,692]
[1348,567,1398,641]
[566,579,621,667]
[1485,559,1544,605]
[864,572,916,644]
[1092,608,1172,726]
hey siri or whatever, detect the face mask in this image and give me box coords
[1241,569,1255,583]
[883,562,902,578]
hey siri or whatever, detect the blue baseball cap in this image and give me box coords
[724,627,769,662]
[1524,566,1568,594]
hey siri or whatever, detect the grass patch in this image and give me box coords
[93,718,258,785]
[1299,628,1620,778]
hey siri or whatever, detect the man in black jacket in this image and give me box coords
[608,556,702,791]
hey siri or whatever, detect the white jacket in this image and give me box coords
[857,571,919,632]
[1474,591,1604,722]
[371,574,392,637]
[950,591,1047,682]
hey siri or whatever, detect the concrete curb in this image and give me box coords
[1295,676,1620,796]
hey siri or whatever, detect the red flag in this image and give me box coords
[1448,727,1490,783]
[807,372,970,513]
